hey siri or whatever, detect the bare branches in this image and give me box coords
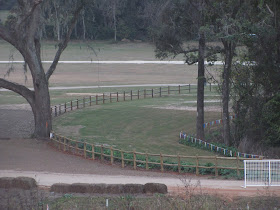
[0,78,34,105]
[46,3,84,81]
[19,0,43,25]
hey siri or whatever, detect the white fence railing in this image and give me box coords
[244,160,280,188]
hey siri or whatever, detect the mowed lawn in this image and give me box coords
[53,95,222,157]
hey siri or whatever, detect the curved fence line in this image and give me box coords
[50,84,216,117]
[179,115,263,159]
[50,132,262,176]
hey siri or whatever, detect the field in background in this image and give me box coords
[0,40,225,163]
[0,40,221,88]
[0,10,9,23]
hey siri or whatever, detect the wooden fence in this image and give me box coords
[51,84,215,117]
[50,133,262,176]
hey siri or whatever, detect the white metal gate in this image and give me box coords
[244,160,280,188]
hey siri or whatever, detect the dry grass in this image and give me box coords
[0,40,222,88]
[0,63,221,88]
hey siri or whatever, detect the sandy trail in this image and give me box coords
[1,138,280,198]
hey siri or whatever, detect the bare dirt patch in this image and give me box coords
[0,104,31,111]
[0,109,34,138]
[56,125,84,137]
[145,105,223,112]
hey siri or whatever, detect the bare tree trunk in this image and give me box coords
[82,9,86,40]
[113,0,117,41]
[196,31,205,140]
[222,41,235,146]
[0,0,83,139]
[32,77,52,138]
[54,4,60,41]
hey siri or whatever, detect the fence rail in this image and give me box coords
[50,133,262,176]
[51,84,215,117]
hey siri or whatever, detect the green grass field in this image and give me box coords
[0,40,228,165]
[53,90,222,157]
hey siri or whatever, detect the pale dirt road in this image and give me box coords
[1,138,280,198]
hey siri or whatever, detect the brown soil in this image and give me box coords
[1,108,280,199]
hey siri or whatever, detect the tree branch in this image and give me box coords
[0,78,34,105]
[19,0,43,25]
[46,4,84,81]
[0,25,16,47]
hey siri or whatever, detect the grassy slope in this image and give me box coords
[53,93,222,158]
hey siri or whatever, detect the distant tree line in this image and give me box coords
[0,0,17,10]
[2,0,179,41]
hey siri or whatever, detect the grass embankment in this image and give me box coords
[53,92,221,157]
[45,194,280,210]
[3,188,279,210]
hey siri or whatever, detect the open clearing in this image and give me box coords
[0,40,221,87]
[1,40,278,201]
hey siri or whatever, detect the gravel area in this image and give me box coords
[0,108,34,139]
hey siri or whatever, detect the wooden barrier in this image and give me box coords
[51,84,216,117]
[50,133,260,176]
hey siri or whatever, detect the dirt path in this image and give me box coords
[1,108,280,198]
[1,138,280,198]
[0,109,34,139]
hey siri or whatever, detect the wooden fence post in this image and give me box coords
[138,90,139,99]
[160,87,162,97]
[152,89,154,98]
[71,101,73,110]
[63,137,66,152]
[145,152,149,170]
[92,144,95,160]
[83,97,85,107]
[110,146,114,164]
[121,150,124,168]
[55,106,57,116]
[124,91,126,101]
[177,154,181,173]
[196,155,199,176]
[101,145,104,161]
[64,102,66,113]
[133,150,136,170]
[90,96,92,106]
[77,99,79,109]
[215,155,218,176]
[59,104,61,114]
[103,93,105,104]
[84,143,87,159]
[236,155,240,176]
[131,90,133,100]
[96,95,98,105]
[117,92,119,102]
[110,93,112,103]
[58,136,61,150]
[160,153,164,172]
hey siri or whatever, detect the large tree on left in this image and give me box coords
[0,0,85,138]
